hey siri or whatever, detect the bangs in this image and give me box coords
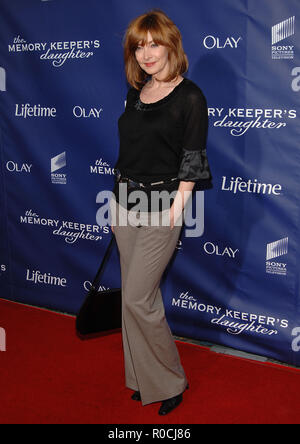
[128,17,168,51]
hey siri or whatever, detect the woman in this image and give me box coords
[110,9,212,415]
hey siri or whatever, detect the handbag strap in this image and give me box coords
[91,233,116,290]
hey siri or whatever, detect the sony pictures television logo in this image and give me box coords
[266,237,288,276]
[51,152,66,184]
[272,16,295,60]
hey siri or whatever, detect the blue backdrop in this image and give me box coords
[0,0,300,366]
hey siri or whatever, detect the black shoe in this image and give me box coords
[158,393,183,415]
[131,391,141,401]
[158,383,189,416]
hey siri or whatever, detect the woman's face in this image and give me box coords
[135,31,169,80]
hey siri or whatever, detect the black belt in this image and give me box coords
[115,170,178,189]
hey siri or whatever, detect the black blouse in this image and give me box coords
[112,77,213,212]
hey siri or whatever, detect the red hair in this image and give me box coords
[123,9,188,89]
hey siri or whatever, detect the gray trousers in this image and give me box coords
[110,198,188,406]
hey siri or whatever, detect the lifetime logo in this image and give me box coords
[221,176,282,195]
[0,327,6,352]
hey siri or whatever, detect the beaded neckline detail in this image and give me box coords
[134,78,187,111]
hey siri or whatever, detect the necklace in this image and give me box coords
[135,77,186,111]
[145,76,183,91]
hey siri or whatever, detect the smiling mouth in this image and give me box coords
[144,62,156,67]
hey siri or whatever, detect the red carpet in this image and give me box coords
[0,297,300,424]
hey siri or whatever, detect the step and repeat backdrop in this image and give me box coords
[0,0,300,366]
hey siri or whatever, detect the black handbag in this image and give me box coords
[76,234,122,336]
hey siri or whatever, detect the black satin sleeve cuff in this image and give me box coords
[177,148,213,189]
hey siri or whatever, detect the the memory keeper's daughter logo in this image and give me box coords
[8,36,101,67]
[208,107,296,136]
[171,292,289,337]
